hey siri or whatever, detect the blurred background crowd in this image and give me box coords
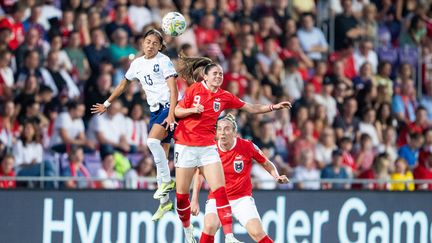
[0,0,432,191]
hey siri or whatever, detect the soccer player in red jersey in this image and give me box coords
[173,57,291,243]
[190,114,289,243]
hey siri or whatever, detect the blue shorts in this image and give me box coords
[149,104,174,144]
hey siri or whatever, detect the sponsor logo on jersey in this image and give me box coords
[153,64,160,72]
[213,101,220,112]
[234,160,244,173]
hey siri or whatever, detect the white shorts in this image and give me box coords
[205,196,261,227]
[174,144,221,168]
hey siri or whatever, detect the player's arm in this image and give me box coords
[252,143,289,184]
[261,160,289,184]
[240,101,291,114]
[191,169,204,216]
[175,104,204,118]
[91,79,131,115]
[162,76,179,130]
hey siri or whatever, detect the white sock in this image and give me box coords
[147,138,171,183]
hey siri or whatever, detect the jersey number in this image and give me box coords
[143,75,153,85]
[193,95,201,107]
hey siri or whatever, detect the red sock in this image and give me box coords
[213,186,233,235]
[258,235,274,243]
[176,193,191,228]
[200,232,215,243]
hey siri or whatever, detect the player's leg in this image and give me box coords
[148,107,175,220]
[200,199,220,243]
[147,108,175,200]
[245,219,272,242]
[200,154,243,243]
[176,167,197,243]
[175,144,201,243]
[234,197,273,243]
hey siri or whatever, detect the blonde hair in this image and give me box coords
[218,113,238,131]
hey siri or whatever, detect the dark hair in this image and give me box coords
[338,136,352,145]
[20,119,39,145]
[38,85,53,94]
[377,61,391,73]
[24,49,38,59]
[66,100,83,110]
[69,144,83,156]
[101,151,114,161]
[128,102,144,119]
[409,15,422,31]
[143,29,166,51]
[301,12,314,20]
[0,49,11,58]
[176,53,213,82]
[180,43,192,52]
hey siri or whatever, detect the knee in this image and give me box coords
[249,228,266,242]
[203,222,219,236]
[147,138,161,147]
[176,193,190,207]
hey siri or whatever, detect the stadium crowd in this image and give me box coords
[0,0,432,190]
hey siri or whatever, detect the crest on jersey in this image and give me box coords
[153,64,160,72]
[234,160,244,173]
[213,101,221,112]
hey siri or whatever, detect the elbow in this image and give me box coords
[174,108,181,118]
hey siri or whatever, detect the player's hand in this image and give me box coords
[162,114,178,131]
[275,175,290,184]
[191,104,204,114]
[274,101,292,110]
[190,200,200,216]
[91,103,107,115]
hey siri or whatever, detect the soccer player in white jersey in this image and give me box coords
[92,29,177,221]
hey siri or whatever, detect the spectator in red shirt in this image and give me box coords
[397,106,431,146]
[354,153,391,190]
[413,149,432,190]
[308,60,328,94]
[218,16,238,57]
[339,136,356,176]
[329,43,357,80]
[0,154,16,189]
[279,34,313,80]
[194,13,219,51]
[0,3,25,50]
[222,51,250,98]
[290,119,317,167]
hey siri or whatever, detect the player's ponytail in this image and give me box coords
[177,53,213,82]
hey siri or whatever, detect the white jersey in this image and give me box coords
[125,52,177,112]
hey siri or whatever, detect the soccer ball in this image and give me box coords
[161,12,187,37]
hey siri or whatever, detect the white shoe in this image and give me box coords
[184,225,197,243]
[225,234,244,243]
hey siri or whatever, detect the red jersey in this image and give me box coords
[0,17,24,50]
[209,137,267,200]
[0,167,16,189]
[174,82,245,146]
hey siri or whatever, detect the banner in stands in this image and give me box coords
[0,190,431,243]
